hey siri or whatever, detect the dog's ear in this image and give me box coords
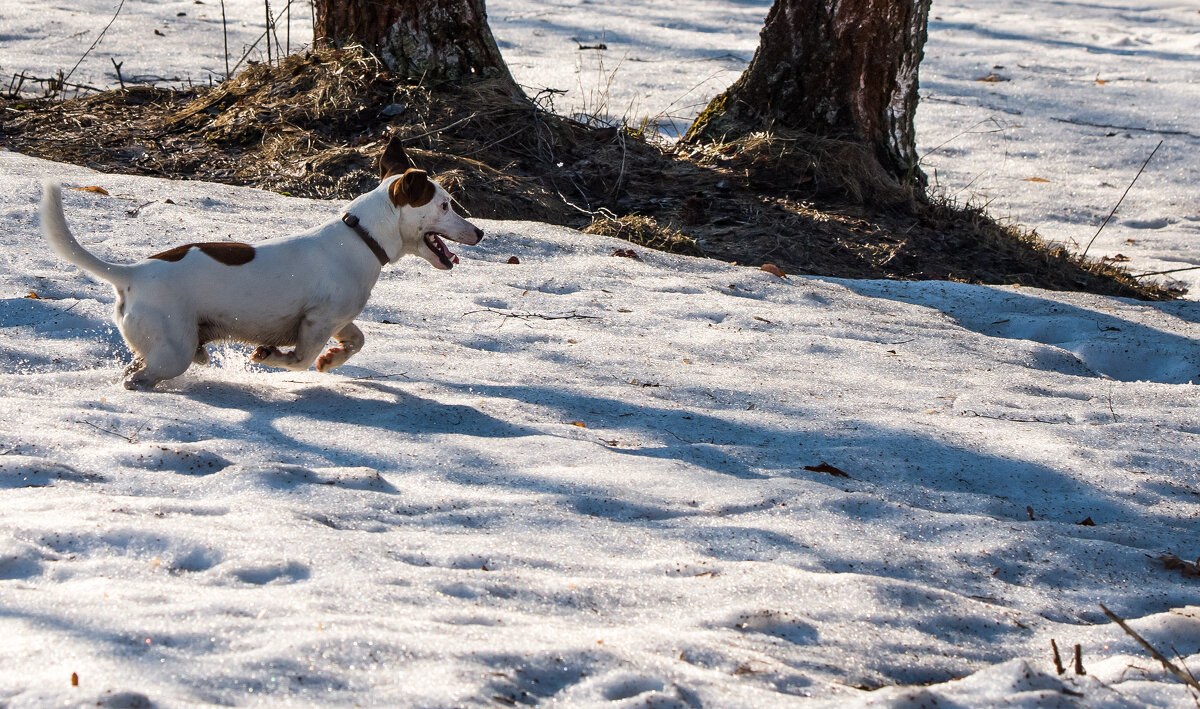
[379,137,414,179]
[388,168,437,208]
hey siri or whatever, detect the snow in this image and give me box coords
[2,1,1200,707]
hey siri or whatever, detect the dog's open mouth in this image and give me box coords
[424,232,460,269]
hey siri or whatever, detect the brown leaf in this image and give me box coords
[24,291,41,299]
[975,73,1010,82]
[70,672,78,687]
[71,186,109,195]
[1023,177,1051,183]
[570,421,587,428]
[612,249,639,259]
[1155,553,1200,578]
[506,256,520,265]
[760,263,787,278]
[1077,517,1095,526]
[804,462,850,478]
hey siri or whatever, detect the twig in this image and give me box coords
[77,419,136,443]
[1052,639,1067,675]
[63,0,127,87]
[229,0,297,75]
[264,0,274,65]
[1099,603,1200,692]
[1081,140,1163,258]
[220,0,230,79]
[463,308,601,321]
[961,410,1071,424]
[1075,644,1087,675]
[1050,116,1198,140]
[402,111,482,143]
[110,59,125,89]
[1132,265,1200,279]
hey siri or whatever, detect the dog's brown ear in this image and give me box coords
[379,137,414,179]
[388,168,436,208]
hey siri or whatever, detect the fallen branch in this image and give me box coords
[1099,603,1200,693]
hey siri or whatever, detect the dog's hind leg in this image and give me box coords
[192,345,209,365]
[119,312,197,390]
[316,323,364,373]
[123,344,194,390]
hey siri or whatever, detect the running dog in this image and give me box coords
[39,139,483,390]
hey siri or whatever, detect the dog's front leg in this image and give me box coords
[316,323,364,373]
[251,316,335,372]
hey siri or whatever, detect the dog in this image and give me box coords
[39,139,483,390]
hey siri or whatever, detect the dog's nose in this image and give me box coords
[474,227,484,241]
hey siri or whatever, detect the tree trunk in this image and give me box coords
[314,0,518,88]
[684,0,931,192]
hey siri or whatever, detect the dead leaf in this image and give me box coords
[612,249,639,259]
[570,421,587,428]
[1154,553,1200,578]
[1023,177,1051,183]
[70,672,78,687]
[71,185,109,195]
[506,256,520,265]
[975,72,1010,82]
[24,291,40,299]
[803,462,850,478]
[760,263,787,278]
[1077,517,1096,526]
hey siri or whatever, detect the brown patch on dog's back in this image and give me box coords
[388,168,436,208]
[149,242,256,265]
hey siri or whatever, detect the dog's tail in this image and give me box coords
[40,181,134,287]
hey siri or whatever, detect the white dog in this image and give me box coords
[39,139,483,390]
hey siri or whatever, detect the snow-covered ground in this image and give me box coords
[2,1,1200,707]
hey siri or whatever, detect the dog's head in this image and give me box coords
[379,138,483,271]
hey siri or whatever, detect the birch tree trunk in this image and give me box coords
[314,0,518,89]
[684,0,932,191]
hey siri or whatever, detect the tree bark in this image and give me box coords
[684,0,932,191]
[314,0,517,88]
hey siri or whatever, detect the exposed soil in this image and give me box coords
[0,48,1177,299]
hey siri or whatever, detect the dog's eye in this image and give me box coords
[441,202,449,212]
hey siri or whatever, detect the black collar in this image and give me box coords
[342,213,391,267]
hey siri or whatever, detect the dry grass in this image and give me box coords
[583,215,704,257]
[0,47,1179,300]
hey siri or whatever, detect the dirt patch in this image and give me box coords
[0,48,1177,300]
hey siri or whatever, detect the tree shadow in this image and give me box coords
[831,279,1200,384]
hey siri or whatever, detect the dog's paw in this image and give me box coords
[251,346,282,363]
[316,347,346,373]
